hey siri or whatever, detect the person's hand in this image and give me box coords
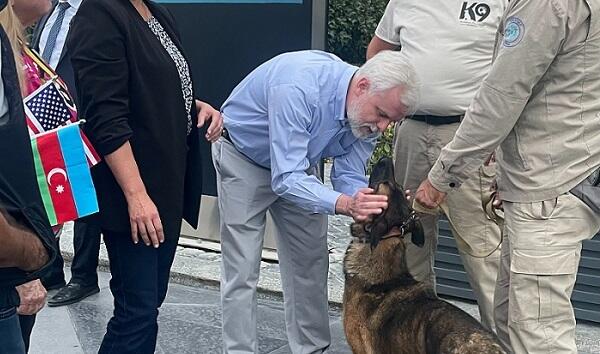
[336,188,388,222]
[16,280,46,315]
[404,189,413,202]
[195,100,223,143]
[126,192,164,248]
[415,178,446,209]
[491,191,503,211]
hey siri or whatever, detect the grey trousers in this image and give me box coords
[213,138,330,354]
[393,119,502,332]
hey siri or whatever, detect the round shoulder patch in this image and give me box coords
[503,16,525,47]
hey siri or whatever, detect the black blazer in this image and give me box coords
[66,0,204,236]
[30,0,78,104]
[0,27,57,289]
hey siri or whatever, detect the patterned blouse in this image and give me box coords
[147,16,193,135]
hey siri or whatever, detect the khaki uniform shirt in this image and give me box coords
[429,0,600,203]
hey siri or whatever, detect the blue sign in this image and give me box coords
[156,0,302,3]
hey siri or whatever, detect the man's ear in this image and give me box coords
[355,76,370,95]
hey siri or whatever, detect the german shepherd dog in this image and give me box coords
[343,157,505,354]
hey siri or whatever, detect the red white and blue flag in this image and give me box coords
[31,124,99,226]
[24,79,100,167]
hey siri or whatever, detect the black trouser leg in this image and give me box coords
[18,314,35,352]
[98,230,179,354]
[69,221,101,287]
[41,236,65,289]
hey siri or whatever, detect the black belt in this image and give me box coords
[221,128,270,171]
[410,114,463,125]
[222,128,234,144]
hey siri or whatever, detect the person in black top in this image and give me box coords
[30,0,104,307]
[67,0,222,352]
[0,0,57,352]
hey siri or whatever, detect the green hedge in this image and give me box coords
[328,0,394,170]
[327,0,389,65]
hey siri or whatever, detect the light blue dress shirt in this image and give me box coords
[39,0,82,70]
[222,50,376,215]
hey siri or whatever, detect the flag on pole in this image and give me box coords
[30,124,99,226]
[24,79,100,166]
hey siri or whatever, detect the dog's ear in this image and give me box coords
[410,220,425,247]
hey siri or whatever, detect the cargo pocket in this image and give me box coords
[509,248,578,323]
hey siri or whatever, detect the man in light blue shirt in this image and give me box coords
[214,50,419,354]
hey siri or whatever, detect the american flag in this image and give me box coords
[24,79,100,166]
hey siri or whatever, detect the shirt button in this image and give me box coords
[449,182,456,188]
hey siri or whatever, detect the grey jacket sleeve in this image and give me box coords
[428,0,568,192]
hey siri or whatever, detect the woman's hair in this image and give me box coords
[356,50,420,116]
[0,4,26,92]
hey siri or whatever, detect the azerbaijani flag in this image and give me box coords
[30,124,98,226]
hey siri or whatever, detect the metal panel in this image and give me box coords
[435,218,600,323]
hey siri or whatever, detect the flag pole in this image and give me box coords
[31,120,86,138]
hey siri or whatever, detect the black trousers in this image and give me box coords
[18,314,35,352]
[98,229,179,354]
[42,220,101,287]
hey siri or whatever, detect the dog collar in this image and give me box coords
[380,211,420,241]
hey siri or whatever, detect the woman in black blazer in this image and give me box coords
[67,0,222,352]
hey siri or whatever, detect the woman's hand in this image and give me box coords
[195,100,223,143]
[16,280,47,315]
[126,191,164,248]
[105,142,165,247]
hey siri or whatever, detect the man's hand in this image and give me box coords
[16,280,47,315]
[195,100,223,143]
[335,188,388,222]
[415,178,446,209]
[0,210,49,272]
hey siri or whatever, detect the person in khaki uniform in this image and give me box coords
[416,0,600,353]
[366,0,506,331]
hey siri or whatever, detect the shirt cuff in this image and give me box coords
[322,189,343,215]
[428,160,462,194]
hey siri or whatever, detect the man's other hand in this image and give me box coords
[16,280,47,315]
[415,178,446,209]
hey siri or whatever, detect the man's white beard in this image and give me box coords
[347,99,381,140]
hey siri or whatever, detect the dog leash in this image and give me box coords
[411,168,502,258]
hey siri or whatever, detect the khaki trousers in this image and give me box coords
[393,119,502,331]
[495,193,600,353]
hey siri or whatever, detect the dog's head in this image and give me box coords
[351,157,424,249]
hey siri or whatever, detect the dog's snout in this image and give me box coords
[369,157,395,189]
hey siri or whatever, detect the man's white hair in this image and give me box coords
[356,50,420,116]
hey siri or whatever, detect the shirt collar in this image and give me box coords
[60,0,82,10]
[334,66,358,123]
